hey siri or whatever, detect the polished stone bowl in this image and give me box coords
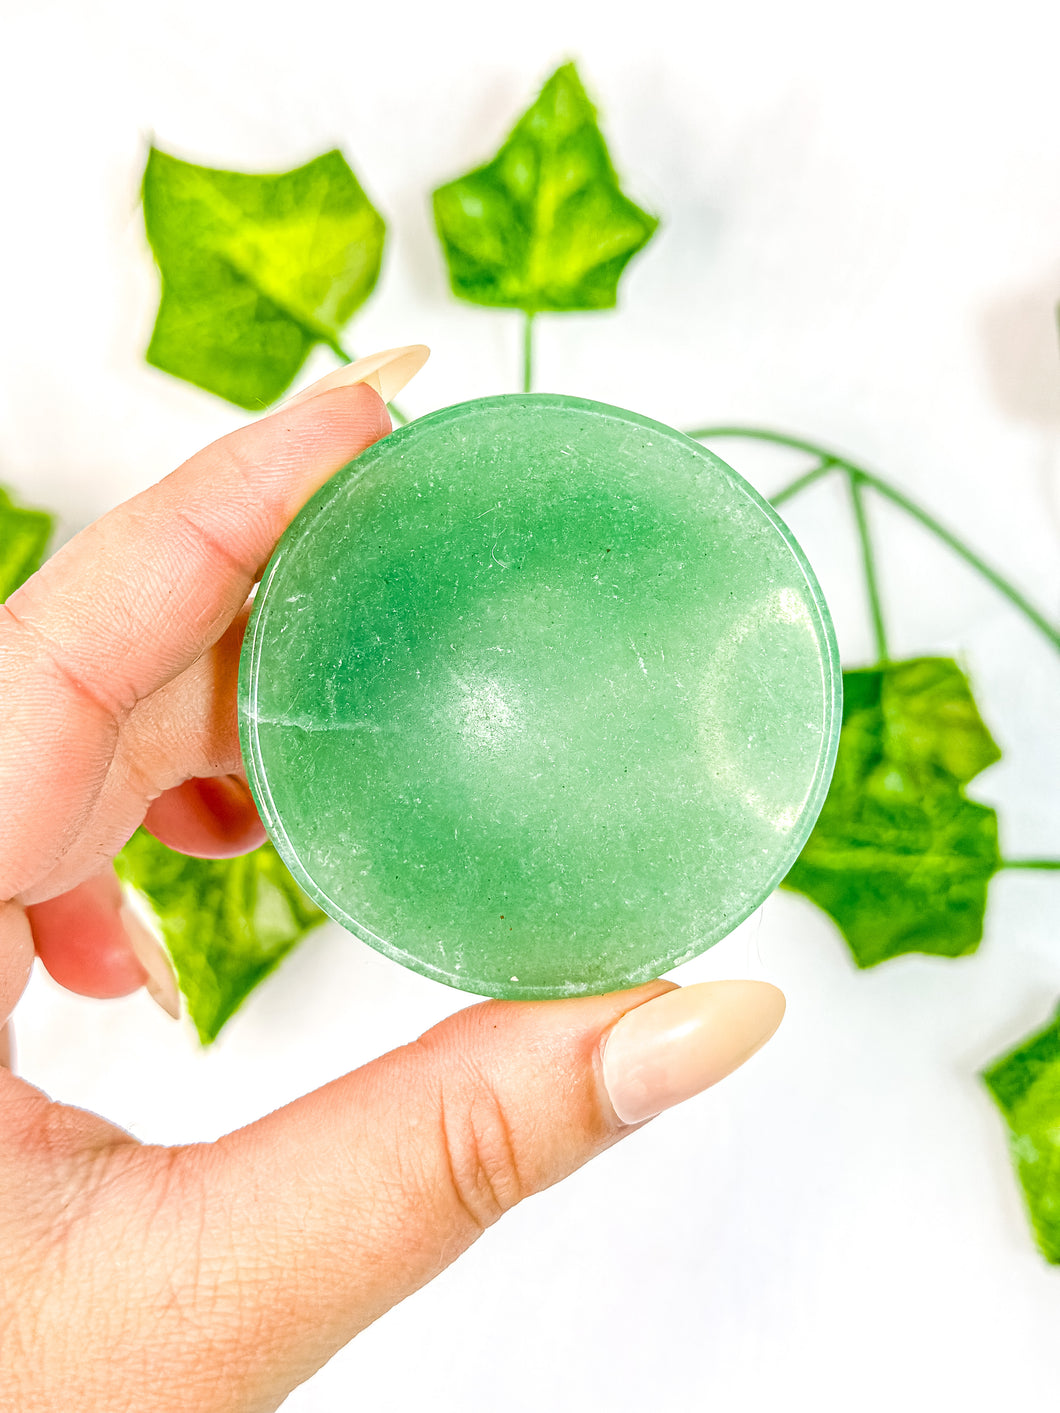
[239,395,841,998]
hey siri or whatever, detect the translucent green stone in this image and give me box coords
[239,395,840,998]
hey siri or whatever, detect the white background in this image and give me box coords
[4,0,1060,1408]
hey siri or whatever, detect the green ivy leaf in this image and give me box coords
[142,146,386,410]
[983,1004,1060,1263]
[432,62,659,313]
[0,485,54,599]
[115,829,327,1044]
[784,657,1002,966]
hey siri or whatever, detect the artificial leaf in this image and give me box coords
[142,146,385,409]
[0,485,54,599]
[784,657,1002,966]
[115,829,326,1044]
[983,1004,1060,1263]
[432,62,658,313]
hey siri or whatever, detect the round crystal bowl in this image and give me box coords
[239,394,841,998]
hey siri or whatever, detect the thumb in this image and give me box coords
[157,978,784,1410]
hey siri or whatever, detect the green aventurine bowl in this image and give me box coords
[238,394,841,998]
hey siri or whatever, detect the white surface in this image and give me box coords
[4,1,1060,1408]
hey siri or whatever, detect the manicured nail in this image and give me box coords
[279,344,430,412]
[600,980,786,1125]
[121,905,181,1020]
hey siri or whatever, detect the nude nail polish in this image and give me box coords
[600,980,786,1125]
[121,904,181,1020]
[278,344,430,412]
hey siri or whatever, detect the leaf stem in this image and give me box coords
[688,426,1060,658]
[856,470,1060,653]
[686,426,838,459]
[331,341,408,426]
[999,858,1060,871]
[523,312,536,394]
[848,470,889,665]
[770,457,837,507]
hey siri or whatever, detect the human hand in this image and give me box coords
[0,357,785,1412]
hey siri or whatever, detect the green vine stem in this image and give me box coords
[333,342,409,426]
[857,469,1059,652]
[847,469,889,666]
[1000,859,1060,871]
[771,457,836,507]
[523,312,536,394]
[688,426,1060,659]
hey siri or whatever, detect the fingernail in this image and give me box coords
[120,904,181,1020]
[600,980,786,1125]
[279,344,430,412]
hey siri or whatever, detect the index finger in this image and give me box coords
[0,380,391,905]
[3,382,391,719]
